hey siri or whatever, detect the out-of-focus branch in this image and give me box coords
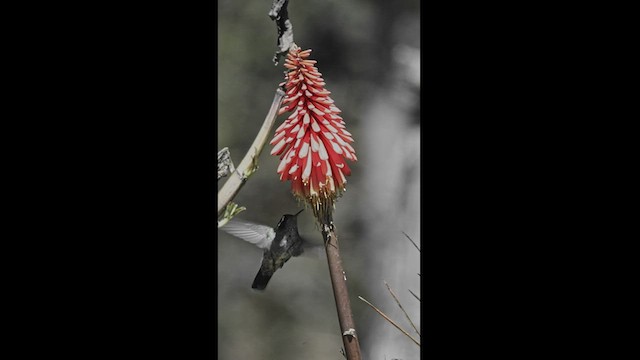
[322,223,362,360]
[269,0,294,65]
[217,88,285,218]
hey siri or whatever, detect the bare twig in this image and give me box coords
[358,296,420,347]
[384,281,420,337]
[402,231,420,252]
[322,223,363,360]
[217,88,285,218]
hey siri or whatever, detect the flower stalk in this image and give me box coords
[323,223,363,360]
[270,45,361,360]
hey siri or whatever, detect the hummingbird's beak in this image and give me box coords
[293,209,304,217]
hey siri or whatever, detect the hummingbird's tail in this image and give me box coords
[251,270,274,290]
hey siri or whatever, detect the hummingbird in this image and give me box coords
[220,209,317,290]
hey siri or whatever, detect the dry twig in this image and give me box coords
[384,281,420,337]
[358,296,420,347]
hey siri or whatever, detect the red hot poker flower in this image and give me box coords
[270,46,357,222]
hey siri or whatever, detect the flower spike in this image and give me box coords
[270,44,356,224]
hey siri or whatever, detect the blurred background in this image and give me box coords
[218,0,420,358]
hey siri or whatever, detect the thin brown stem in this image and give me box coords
[384,281,420,337]
[217,88,285,218]
[322,223,362,360]
[358,296,421,347]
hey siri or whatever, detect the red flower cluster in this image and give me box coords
[270,46,356,219]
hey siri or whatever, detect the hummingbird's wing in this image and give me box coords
[220,218,275,250]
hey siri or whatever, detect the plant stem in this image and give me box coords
[322,223,362,360]
[358,296,421,347]
[217,88,285,218]
[384,281,420,337]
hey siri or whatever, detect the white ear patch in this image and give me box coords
[279,235,288,248]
